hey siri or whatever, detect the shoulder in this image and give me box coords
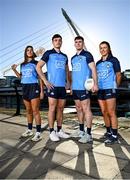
[83,50,93,57]
[31,60,38,65]
[60,52,68,59]
[108,56,120,67]
[108,56,121,72]
[109,56,120,63]
[44,49,53,56]
[82,50,94,63]
[41,49,53,62]
[96,59,102,66]
[71,54,77,61]
[82,50,94,60]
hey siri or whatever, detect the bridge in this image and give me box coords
[0,8,130,117]
[0,8,99,76]
[0,8,130,179]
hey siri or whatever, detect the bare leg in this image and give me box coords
[98,100,111,127]
[48,97,57,128]
[23,99,33,124]
[74,100,84,124]
[106,98,118,129]
[56,99,66,127]
[81,99,93,128]
[31,98,41,125]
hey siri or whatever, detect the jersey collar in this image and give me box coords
[101,54,113,61]
[76,49,85,56]
[52,48,61,54]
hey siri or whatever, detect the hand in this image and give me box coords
[44,80,54,90]
[11,64,18,71]
[40,91,44,100]
[91,84,98,93]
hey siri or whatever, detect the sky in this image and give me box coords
[0,0,130,77]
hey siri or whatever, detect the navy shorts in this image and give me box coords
[97,89,117,100]
[47,87,66,99]
[73,90,90,101]
[22,83,40,101]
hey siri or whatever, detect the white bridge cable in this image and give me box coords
[37,31,71,51]
[2,31,71,75]
[0,26,68,66]
[0,31,68,72]
[73,21,99,52]
[0,21,67,58]
[66,21,75,38]
[0,20,63,52]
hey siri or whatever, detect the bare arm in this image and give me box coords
[65,65,71,90]
[36,60,54,89]
[68,70,73,95]
[88,62,98,92]
[116,72,122,87]
[11,64,21,78]
[39,78,44,99]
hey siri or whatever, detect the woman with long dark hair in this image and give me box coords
[11,46,44,141]
[96,41,121,144]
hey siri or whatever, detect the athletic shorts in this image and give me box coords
[22,83,40,101]
[73,90,90,101]
[97,89,117,100]
[47,87,66,99]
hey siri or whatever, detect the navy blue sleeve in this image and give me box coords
[96,60,101,66]
[20,64,22,75]
[112,58,121,73]
[66,55,68,65]
[85,52,94,64]
[41,50,50,63]
[33,60,38,65]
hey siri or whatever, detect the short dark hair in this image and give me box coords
[52,34,62,41]
[74,36,84,41]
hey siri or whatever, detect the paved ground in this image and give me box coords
[0,112,130,179]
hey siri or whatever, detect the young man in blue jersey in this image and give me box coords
[96,41,121,144]
[36,34,70,142]
[71,36,98,143]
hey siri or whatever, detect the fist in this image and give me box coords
[11,64,18,70]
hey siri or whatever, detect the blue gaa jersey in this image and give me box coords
[20,60,38,84]
[71,49,94,90]
[96,55,121,89]
[41,49,68,87]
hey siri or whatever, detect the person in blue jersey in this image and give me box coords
[11,46,44,142]
[36,34,70,142]
[96,41,121,144]
[70,36,98,143]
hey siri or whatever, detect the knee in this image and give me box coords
[49,105,56,112]
[32,109,39,116]
[83,106,92,116]
[57,105,64,112]
[76,105,82,113]
[26,108,33,115]
[107,110,116,117]
[101,109,108,116]
[82,104,90,113]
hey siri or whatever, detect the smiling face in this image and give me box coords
[24,46,36,63]
[99,42,111,57]
[52,37,62,49]
[74,39,84,51]
[26,47,34,58]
